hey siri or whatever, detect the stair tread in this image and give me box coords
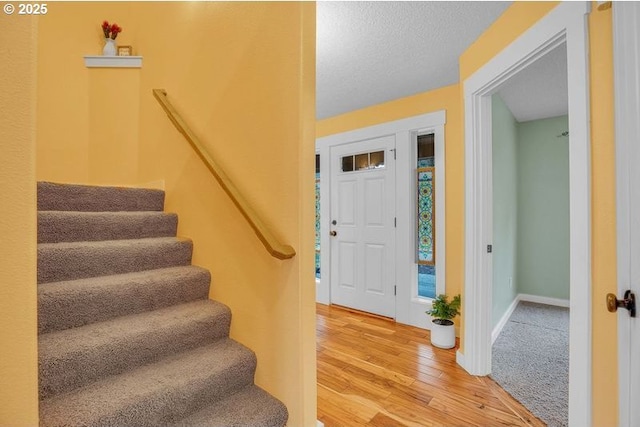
[38,211,178,243]
[39,299,231,400]
[174,385,288,427]
[38,237,193,284]
[40,338,257,426]
[38,266,211,334]
[38,181,165,212]
[38,236,189,249]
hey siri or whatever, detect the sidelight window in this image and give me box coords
[417,134,436,299]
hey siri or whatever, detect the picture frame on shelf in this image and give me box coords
[117,45,132,56]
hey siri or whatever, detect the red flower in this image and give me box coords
[102,20,110,38]
[109,23,122,39]
[101,20,123,40]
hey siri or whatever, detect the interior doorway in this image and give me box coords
[489,42,571,423]
[462,3,591,426]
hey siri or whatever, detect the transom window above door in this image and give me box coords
[341,150,385,172]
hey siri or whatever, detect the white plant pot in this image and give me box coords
[430,319,456,349]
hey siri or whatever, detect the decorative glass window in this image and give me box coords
[417,168,435,265]
[417,134,436,299]
[341,151,385,172]
[315,154,321,279]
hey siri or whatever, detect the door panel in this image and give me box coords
[614,2,640,426]
[338,180,356,225]
[338,242,356,289]
[330,135,396,318]
[364,244,385,294]
[364,177,385,226]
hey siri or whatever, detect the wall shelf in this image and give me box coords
[84,56,143,68]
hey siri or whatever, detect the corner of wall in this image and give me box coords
[0,13,39,426]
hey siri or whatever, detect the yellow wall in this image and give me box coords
[459,2,559,82]
[0,14,39,426]
[36,2,316,425]
[317,84,464,308]
[588,6,617,426]
[318,1,618,423]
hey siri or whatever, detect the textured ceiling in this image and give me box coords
[316,1,512,119]
[497,42,568,122]
[317,1,569,123]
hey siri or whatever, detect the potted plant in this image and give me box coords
[426,294,461,349]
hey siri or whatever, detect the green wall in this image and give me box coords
[492,95,570,328]
[492,95,519,328]
[516,115,570,300]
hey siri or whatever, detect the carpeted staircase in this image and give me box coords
[37,181,288,427]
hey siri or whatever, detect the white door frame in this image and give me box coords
[461,2,591,427]
[614,2,640,426]
[316,110,446,329]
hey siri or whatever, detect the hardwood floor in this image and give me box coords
[316,303,546,427]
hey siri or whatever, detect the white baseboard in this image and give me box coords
[518,293,570,308]
[317,420,325,427]
[491,297,520,344]
[491,293,570,344]
[456,350,466,370]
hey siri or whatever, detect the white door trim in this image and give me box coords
[461,3,592,427]
[613,2,640,426]
[316,110,446,329]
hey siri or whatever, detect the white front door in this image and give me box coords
[614,3,640,426]
[329,136,396,318]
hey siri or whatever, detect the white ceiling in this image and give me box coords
[497,42,568,122]
[317,1,568,122]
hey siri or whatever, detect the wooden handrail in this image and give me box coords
[152,89,296,260]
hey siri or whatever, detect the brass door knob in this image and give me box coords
[606,290,636,317]
[329,231,337,237]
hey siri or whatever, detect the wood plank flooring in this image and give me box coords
[316,303,546,427]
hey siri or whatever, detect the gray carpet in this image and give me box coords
[37,181,288,427]
[492,301,569,427]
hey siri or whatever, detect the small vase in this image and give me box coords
[103,38,117,56]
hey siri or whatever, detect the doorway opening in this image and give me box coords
[489,40,570,425]
[316,110,446,329]
[462,3,591,426]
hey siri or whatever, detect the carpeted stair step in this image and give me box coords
[173,385,288,427]
[40,339,258,427]
[38,237,193,284]
[38,181,165,212]
[39,300,232,400]
[38,211,178,243]
[38,266,211,334]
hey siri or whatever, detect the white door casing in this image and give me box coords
[316,110,446,329]
[614,2,640,426]
[462,2,591,427]
[329,136,396,318]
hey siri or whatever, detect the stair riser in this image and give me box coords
[39,303,232,400]
[38,267,211,334]
[38,212,178,243]
[38,239,193,284]
[38,182,165,212]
